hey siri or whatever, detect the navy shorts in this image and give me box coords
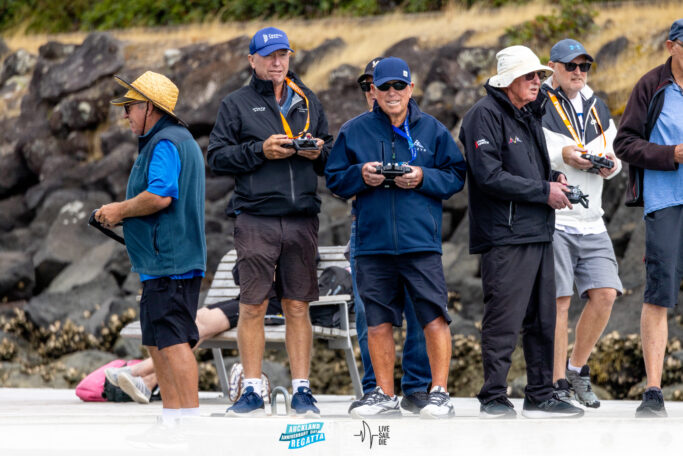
[355,252,451,327]
[644,205,683,308]
[140,276,201,349]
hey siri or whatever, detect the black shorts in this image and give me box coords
[206,295,283,328]
[355,252,451,327]
[234,213,319,305]
[140,276,201,350]
[644,205,683,308]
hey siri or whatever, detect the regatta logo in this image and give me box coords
[262,33,283,43]
[475,138,490,148]
[279,422,326,449]
[509,136,522,144]
[413,139,428,154]
[403,70,408,78]
[252,106,266,112]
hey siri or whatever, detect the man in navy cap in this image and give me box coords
[541,39,623,409]
[207,27,333,417]
[615,18,683,417]
[326,57,466,419]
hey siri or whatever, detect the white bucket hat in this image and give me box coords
[489,45,553,88]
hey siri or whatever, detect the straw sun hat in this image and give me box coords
[489,45,553,88]
[111,71,186,126]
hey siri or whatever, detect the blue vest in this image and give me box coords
[123,115,206,276]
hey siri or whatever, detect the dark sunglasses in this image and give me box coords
[124,101,146,114]
[524,71,547,81]
[359,81,372,92]
[563,62,592,72]
[376,81,409,91]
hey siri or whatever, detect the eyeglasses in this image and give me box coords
[359,81,372,92]
[524,71,547,81]
[563,62,592,72]
[376,81,409,91]
[124,101,146,114]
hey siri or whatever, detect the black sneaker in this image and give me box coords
[635,387,667,418]
[522,396,584,419]
[480,396,517,419]
[400,391,429,414]
[553,379,575,404]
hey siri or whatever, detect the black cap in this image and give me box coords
[357,57,384,83]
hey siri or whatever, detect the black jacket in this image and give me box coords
[459,82,561,254]
[207,71,333,216]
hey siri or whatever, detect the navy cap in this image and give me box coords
[550,39,594,63]
[357,57,384,83]
[373,57,411,87]
[249,27,293,57]
[669,19,683,41]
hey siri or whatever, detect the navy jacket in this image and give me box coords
[460,82,561,254]
[325,99,466,256]
[207,71,333,216]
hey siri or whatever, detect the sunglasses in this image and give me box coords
[124,101,146,114]
[376,81,409,91]
[359,81,372,92]
[563,62,592,72]
[524,71,547,81]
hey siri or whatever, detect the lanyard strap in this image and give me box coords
[549,93,583,148]
[391,115,417,163]
[590,105,607,153]
[279,78,310,139]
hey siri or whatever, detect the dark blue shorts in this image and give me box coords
[140,276,201,349]
[644,204,683,308]
[355,252,451,328]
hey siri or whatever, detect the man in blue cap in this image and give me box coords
[326,57,467,419]
[207,27,333,417]
[541,39,623,409]
[615,18,683,418]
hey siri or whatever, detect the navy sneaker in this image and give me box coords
[480,396,517,419]
[635,387,667,418]
[290,387,320,418]
[400,391,429,414]
[226,386,265,416]
[522,396,584,419]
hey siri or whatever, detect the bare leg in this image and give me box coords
[368,322,396,396]
[569,288,616,367]
[281,299,312,379]
[553,296,571,382]
[141,373,157,391]
[237,300,268,379]
[130,357,155,378]
[195,307,231,346]
[641,303,668,389]
[147,346,180,409]
[159,342,199,408]
[422,317,451,388]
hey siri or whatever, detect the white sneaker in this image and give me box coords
[228,363,271,404]
[118,372,152,404]
[104,366,131,387]
[420,386,455,419]
[349,386,401,419]
[127,417,187,449]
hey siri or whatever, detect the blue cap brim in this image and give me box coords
[555,51,594,63]
[373,76,411,87]
[254,43,294,57]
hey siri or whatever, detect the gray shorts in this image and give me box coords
[552,230,623,299]
[644,205,683,308]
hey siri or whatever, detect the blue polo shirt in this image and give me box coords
[139,139,204,282]
[644,83,683,215]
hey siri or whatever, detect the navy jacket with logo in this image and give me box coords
[459,82,562,254]
[325,99,466,256]
[207,71,333,216]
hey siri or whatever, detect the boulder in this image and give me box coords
[38,33,123,102]
[0,38,8,57]
[111,337,144,359]
[38,41,76,61]
[0,251,35,302]
[318,193,351,246]
[595,36,629,67]
[0,49,37,88]
[58,349,117,382]
[317,65,367,137]
[293,38,346,76]
[82,142,136,201]
[328,63,361,90]
[19,134,66,177]
[383,37,436,89]
[0,194,31,233]
[205,176,235,202]
[49,78,118,133]
[47,241,123,293]
[0,122,34,198]
[99,124,135,156]
[455,47,497,76]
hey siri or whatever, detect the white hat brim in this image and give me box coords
[489,62,553,88]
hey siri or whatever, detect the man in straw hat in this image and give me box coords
[95,71,206,427]
[459,45,583,419]
[207,27,332,417]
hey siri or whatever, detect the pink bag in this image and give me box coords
[75,359,141,402]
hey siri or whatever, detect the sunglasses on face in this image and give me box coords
[359,81,372,92]
[124,101,146,114]
[376,81,409,91]
[524,71,547,81]
[563,62,591,72]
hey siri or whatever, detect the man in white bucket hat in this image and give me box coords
[460,46,583,419]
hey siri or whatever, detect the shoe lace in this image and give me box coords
[494,396,514,408]
[427,391,450,407]
[364,388,391,405]
[295,387,317,405]
[643,389,662,402]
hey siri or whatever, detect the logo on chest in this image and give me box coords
[509,136,522,144]
[252,106,266,112]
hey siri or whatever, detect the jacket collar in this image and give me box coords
[484,80,547,121]
[138,114,176,150]
[659,57,674,90]
[372,98,423,127]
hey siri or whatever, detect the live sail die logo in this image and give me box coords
[279,422,326,449]
[354,421,390,449]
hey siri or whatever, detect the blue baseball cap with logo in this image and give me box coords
[373,57,412,87]
[550,39,594,63]
[669,19,683,41]
[249,27,293,57]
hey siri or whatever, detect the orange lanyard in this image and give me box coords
[279,78,310,139]
[549,93,607,153]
